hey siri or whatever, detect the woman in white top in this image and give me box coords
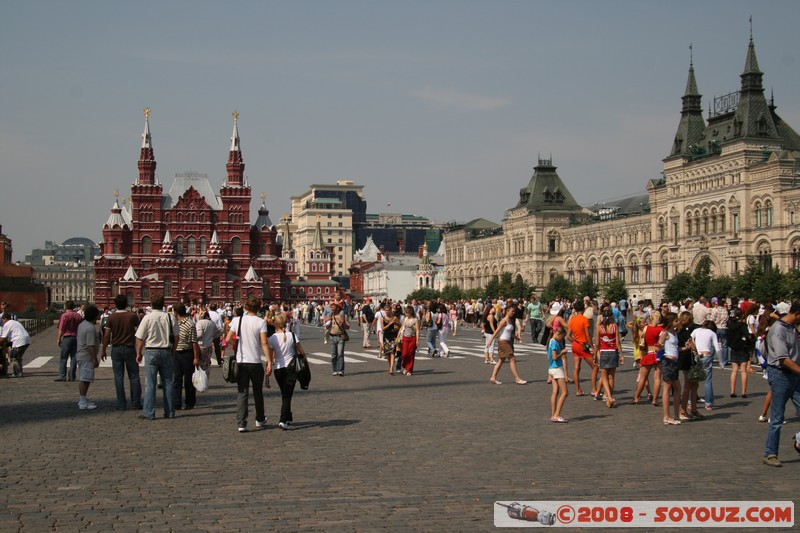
[267,313,305,430]
[225,297,271,433]
[690,320,721,412]
[487,307,527,385]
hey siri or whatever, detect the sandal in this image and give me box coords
[516,380,528,385]
[663,418,681,426]
[489,379,502,385]
[606,397,616,408]
[550,416,569,423]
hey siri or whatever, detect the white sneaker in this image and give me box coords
[78,400,97,410]
[759,416,768,423]
[256,420,267,429]
[238,427,248,433]
[278,422,289,430]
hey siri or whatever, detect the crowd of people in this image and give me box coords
[4,292,800,465]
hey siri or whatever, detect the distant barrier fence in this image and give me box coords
[19,316,58,337]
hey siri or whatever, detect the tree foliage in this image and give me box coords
[603,276,628,304]
[691,255,713,298]
[575,276,599,300]
[662,271,694,303]
[541,275,574,304]
[406,288,440,302]
[440,285,463,303]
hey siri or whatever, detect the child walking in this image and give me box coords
[548,327,569,423]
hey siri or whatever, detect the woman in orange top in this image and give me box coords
[567,300,598,397]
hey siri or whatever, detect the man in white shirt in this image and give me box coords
[135,294,179,420]
[0,313,31,378]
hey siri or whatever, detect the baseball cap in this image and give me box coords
[711,297,719,304]
[775,302,790,316]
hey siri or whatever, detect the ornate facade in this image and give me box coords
[94,111,285,308]
[445,36,800,302]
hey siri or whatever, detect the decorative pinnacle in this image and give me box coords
[689,43,693,66]
[749,15,753,40]
[261,192,266,202]
[233,111,239,124]
[114,189,119,199]
[144,107,151,119]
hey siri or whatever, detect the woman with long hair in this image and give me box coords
[595,306,624,407]
[487,307,527,385]
[267,312,306,430]
[660,312,682,425]
[676,311,699,418]
[482,305,498,365]
[399,305,420,376]
[727,308,751,398]
[745,303,760,373]
[632,311,663,405]
[381,306,401,374]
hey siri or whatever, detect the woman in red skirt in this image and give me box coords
[400,305,420,376]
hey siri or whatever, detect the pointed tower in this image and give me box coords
[732,33,779,140]
[306,215,332,280]
[416,242,433,289]
[138,107,156,185]
[514,157,582,214]
[226,111,245,186]
[102,191,132,257]
[670,48,707,157]
[219,111,252,259]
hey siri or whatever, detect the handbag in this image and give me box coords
[545,314,556,329]
[290,333,311,390]
[222,316,242,383]
[192,366,209,392]
[687,353,707,382]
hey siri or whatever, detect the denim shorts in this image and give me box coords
[661,357,679,382]
[599,350,620,369]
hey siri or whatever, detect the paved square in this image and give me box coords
[1,324,797,531]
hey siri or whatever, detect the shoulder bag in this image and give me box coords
[222,316,242,383]
[687,351,707,382]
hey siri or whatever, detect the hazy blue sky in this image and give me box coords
[2,0,799,260]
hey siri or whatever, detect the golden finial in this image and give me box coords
[261,192,266,202]
[144,107,151,119]
[232,111,239,124]
[114,189,119,199]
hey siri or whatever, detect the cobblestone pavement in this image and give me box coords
[1,323,797,531]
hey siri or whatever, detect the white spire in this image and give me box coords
[142,107,152,149]
[122,265,138,281]
[162,230,172,244]
[230,111,240,152]
[244,265,260,282]
[210,230,219,244]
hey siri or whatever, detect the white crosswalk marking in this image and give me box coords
[24,356,53,368]
[309,352,365,364]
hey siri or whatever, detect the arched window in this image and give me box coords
[755,202,763,228]
[200,237,207,255]
[187,237,196,255]
[231,237,241,255]
[112,239,119,254]
[211,278,220,298]
[164,278,172,296]
[175,237,183,256]
[232,286,240,302]
[765,201,773,227]
[142,236,152,254]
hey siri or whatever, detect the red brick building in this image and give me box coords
[94,111,286,308]
[0,225,47,313]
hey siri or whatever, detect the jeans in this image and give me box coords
[701,354,715,406]
[172,350,196,409]
[236,362,265,429]
[143,348,175,419]
[530,319,544,343]
[426,328,439,355]
[9,345,29,376]
[716,328,728,367]
[274,367,297,424]
[330,335,346,374]
[438,329,449,354]
[764,366,800,457]
[111,345,141,409]
[59,336,78,380]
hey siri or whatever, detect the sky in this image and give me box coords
[2,0,799,261]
